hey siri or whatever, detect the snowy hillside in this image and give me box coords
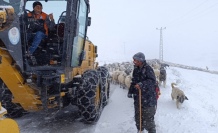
[16,66,218,133]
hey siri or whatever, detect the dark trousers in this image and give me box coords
[27,31,46,54]
[134,106,156,133]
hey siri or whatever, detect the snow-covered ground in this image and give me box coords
[16,66,218,133]
[94,67,218,133]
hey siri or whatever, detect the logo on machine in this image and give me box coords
[8,27,20,45]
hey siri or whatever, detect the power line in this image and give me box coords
[166,0,218,27]
[170,2,218,27]
[167,0,210,26]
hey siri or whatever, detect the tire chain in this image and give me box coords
[77,70,102,123]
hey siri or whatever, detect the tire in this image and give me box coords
[97,66,110,106]
[77,70,103,123]
[0,79,24,118]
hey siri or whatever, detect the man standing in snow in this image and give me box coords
[128,52,157,133]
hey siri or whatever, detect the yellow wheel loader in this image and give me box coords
[0,0,110,124]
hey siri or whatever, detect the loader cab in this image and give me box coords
[22,0,90,70]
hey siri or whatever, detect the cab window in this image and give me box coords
[71,0,88,67]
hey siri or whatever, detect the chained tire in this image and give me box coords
[77,70,103,123]
[97,66,110,106]
[0,79,24,118]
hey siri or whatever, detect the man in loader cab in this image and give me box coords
[27,1,55,55]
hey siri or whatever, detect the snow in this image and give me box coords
[93,67,218,133]
[16,66,218,133]
[94,85,135,133]
[0,106,7,114]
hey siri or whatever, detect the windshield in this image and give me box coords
[0,0,21,15]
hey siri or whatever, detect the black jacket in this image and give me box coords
[128,61,157,107]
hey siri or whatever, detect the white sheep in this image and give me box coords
[124,75,132,89]
[152,63,160,69]
[153,68,160,83]
[117,71,127,89]
[111,70,122,84]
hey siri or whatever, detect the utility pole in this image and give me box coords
[123,42,125,55]
[156,27,166,62]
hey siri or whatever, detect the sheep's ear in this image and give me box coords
[185,96,188,100]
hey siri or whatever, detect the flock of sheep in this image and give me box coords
[103,60,168,89]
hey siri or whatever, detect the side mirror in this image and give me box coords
[95,46,97,53]
[79,50,86,64]
[95,46,98,57]
[87,17,91,26]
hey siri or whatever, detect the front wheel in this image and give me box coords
[77,70,103,123]
[97,66,110,106]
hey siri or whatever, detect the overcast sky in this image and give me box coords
[25,0,218,70]
[87,0,218,70]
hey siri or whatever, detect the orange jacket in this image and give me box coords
[27,11,49,35]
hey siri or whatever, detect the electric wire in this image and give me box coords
[166,0,218,27]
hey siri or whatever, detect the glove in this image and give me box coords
[127,92,133,98]
[127,86,134,98]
